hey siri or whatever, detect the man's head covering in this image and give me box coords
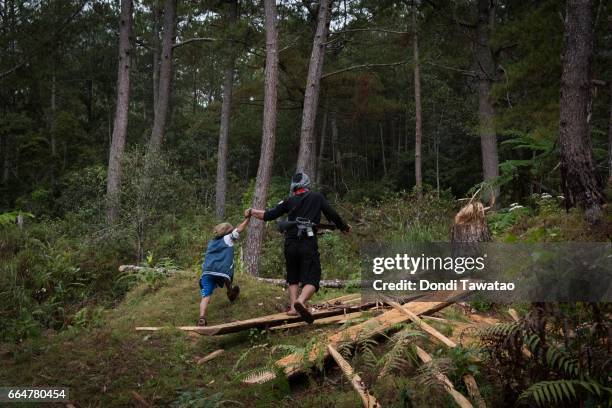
[213,222,233,238]
[290,172,311,193]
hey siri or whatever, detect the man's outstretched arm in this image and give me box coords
[321,198,351,233]
[248,208,265,220]
[247,200,288,221]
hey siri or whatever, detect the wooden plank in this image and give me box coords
[415,346,473,408]
[136,294,420,336]
[267,289,469,380]
[135,304,367,335]
[387,300,457,348]
[463,374,487,408]
[507,308,533,358]
[328,345,382,408]
[421,315,450,323]
[270,312,363,331]
[397,304,486,407]
[196,349,224,365]
[508,308,520,322]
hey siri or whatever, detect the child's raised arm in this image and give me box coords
[235,210,251,234]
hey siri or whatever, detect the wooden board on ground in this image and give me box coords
[263,289,470,381]
[136,294,420,336]
[270,312,364,331]
[415,345,473,408]
[387,299,457,348]
[404,306,486,407]
[328,345,381,408]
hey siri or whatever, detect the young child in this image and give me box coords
[197,211,251,326]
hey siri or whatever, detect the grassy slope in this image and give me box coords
[1,272,369,407]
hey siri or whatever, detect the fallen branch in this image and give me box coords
[328,345,382,408]
[255,276,352,288]
[118,265,355,289]
[196,349,224,365]
[118,265,182,275]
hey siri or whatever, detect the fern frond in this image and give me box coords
[545,346,578,378]
[240,367,277,384]
[233,344,268,374]
[380,329,424,376]
[478,322,519,339]
[415,357,452,389]
[519,379,612,407]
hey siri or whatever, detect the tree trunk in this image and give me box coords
[379,122,387,176]
[1,134,7,184]
[106,0,133,225]
[412,3,423,199]
[148,0,176,155]
[559,0,604,223]
[476,0,499,201]
[244,0,279,276]
[50,75,57,158]
[435,133,440,196]
[316,106,328,186]
[608,80,612,185]
[152,0,161,114]
[451,202,492,243]
[296,0,332,177]
[215,0,238,219]
[330,111,345,192]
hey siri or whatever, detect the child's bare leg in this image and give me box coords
[199,296,211,317]
[287,284,299,315]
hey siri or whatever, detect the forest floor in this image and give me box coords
[1,268,508,407]
[1,204,609,407]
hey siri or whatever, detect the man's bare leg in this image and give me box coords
[287,284,299,315]
[296,284,316,307]
[294,284,317,324]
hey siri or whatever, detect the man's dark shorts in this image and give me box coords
[284,238,321,291]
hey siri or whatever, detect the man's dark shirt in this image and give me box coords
[263,191,349,238]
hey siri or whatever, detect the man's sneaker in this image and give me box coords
[227,285,240,302]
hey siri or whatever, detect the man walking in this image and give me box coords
[247,173,351,323]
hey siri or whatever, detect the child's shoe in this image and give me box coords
[227,285,240,302]
[197,316,207,327]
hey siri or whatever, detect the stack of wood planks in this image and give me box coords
[135,293,421,336]
[135,283,496,407]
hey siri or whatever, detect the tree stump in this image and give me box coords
[451,201,491,243]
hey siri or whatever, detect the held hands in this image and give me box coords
[244,208,252,219]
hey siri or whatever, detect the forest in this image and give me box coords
[0,0,611,407]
